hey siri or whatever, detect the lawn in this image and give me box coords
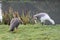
[0,24,60,40]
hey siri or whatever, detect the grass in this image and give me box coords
[0,24,60,40]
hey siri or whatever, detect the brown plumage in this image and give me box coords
[9,11,23,32]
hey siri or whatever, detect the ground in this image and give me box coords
[0,24,60,40]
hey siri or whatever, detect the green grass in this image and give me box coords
[0,24,60,40]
